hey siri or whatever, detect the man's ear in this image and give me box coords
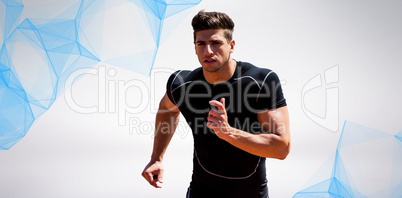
[194,32,198,54]
[230,40,235,53]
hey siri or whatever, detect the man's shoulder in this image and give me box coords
[238,61,274,80]
[167,67,203,89]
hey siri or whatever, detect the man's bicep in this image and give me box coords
[257,106,290,137]
[159,93,180,113]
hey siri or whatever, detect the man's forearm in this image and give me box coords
[208,100,291,160]
[222,127,290,159]
[222,108,290,159]
[142,94,180,188]
[150,110,180,162]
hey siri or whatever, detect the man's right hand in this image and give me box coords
[141,160,164,188]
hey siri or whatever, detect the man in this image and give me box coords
[142,10,290,198]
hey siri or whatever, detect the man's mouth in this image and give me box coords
[203,58,216,63]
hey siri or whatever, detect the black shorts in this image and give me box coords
[186,185,268,198]
[186,161,269,198]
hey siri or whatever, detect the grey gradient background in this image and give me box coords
[1,0,401,197]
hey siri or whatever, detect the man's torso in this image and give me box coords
[166,61,286,197]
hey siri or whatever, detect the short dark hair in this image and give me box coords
[191,10,235,43]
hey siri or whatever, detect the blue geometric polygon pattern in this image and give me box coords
[105,0,201,75]
[395,130,402,146]
[293,121,402,197]
[132,0,201,46]
[0,1,100,150]
[1,0,23,41]
[0,0,201,150]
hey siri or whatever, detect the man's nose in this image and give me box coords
[204,44,213,56]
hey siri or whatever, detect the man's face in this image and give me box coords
[194,29,235,72]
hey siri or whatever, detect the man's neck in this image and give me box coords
[203,59,237,84]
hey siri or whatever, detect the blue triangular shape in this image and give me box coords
[339,121,391,148]
[328,178,353,198]
[17,18,36,30]
[0,64,7,73]
[165,2,199,18]
[75,0,96,20]
[47,51,73,77]
[4,5,23,39]
[141,0,159,17]
[142,4,163,44]
[0,45,11,68]
[77,42,99,61]
[0,136,23,150]
[38,30,75,50]
[294,192,333,198]
[395,135,402,143]
[332,152,350,184]
[0,70,25,99]
[299,178,331,193]
[395,130,402,143]
[48,42,76,54]
[16,28,43,48]
[2,0,23,7]
[38,20,76,41]
[154,0,167,19]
